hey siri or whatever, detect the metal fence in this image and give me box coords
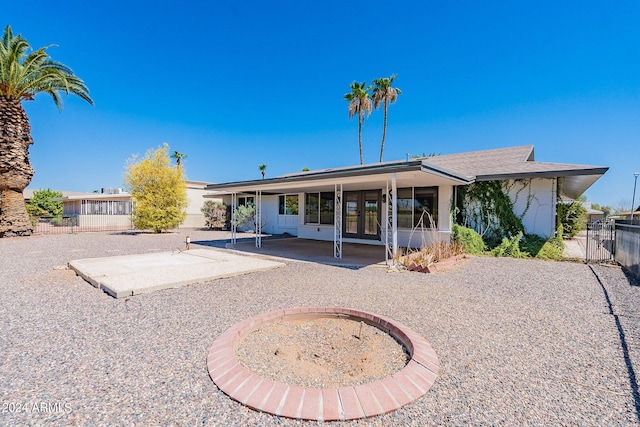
[585,220,616,263]
[614,220,640,279]
[32,214,134,235]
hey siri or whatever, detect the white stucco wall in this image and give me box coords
[184,187,222,228]
[507,178,556,238]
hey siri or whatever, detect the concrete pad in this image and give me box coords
[69,248,284,298]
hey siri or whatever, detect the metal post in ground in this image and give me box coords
[632,172,639,221]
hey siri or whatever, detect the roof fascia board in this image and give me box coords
[205,161,428,191]
[475,167,609,181]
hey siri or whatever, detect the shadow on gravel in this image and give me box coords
[589,265,640,423]
[622,268,640,287]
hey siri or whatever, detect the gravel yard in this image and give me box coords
[1,230,639,426]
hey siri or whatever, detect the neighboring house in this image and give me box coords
[56,188,133,228]
[183,180,222,228]
[616,209,640,220]
[55,180,220,229]
[583,202,604,223]
[206,145,608,259]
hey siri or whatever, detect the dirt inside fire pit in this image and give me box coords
[235,316,410,388]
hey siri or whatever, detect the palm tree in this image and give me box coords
[171,150,187,166]
[372,74,401,162]
[344,81,372,164]
[0,25,93,237]
[258,164,267,179]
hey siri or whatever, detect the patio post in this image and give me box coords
[385,181,390,265]
[334,184,342,258]
[391,173,398,260]
[255,190,262,248]
[231,192,237,244]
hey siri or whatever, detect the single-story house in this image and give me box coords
[55,180,220,229]
[205,145,608,261]
[583,202,605,223]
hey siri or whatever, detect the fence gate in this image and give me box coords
[585,220,615,263]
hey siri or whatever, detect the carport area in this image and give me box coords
[227,238,386,268]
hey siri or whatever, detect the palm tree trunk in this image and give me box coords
[0,97,35,237]
[379,100,388,162]
[358,109,364,164]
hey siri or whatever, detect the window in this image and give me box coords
[394,187,438,228]
[414,187,438,227]
[396,188,413,228]
[238,196,254,207]
[278,194,299,215]
[305,193,319,223]
[319,192,334,224]
[80,200,132,215]
[305,192,334,224]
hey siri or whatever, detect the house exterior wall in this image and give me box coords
[184,187,221,228]
[227,186,453,247]
[507,178,556,238]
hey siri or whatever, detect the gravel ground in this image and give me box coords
[235,317,409,389]
[1,229,639,426]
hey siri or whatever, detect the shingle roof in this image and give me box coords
[207,145,608,199]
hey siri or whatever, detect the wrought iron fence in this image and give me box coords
[32,214,134,235]
[585,220,615,263]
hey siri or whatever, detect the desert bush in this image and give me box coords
[491,232,525,258]
[201,201,227,229]
[451,224,485,255]
[397,240,465,268]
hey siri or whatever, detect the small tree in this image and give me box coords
[234,203,267,232]
[259,164,267,179]
[25,189,63,218]
[201,200,228,229]
[124,144,187,233]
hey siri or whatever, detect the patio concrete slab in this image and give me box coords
[226,238,387,268]
[69,248,284,298]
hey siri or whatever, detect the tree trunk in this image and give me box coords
[358,108,364,165]
[379,100,388,162]
[0,97,35,237]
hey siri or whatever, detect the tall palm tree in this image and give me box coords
[0,25,93,237]
[372,74,401,162]
[171,150,187,166]
[344,81,372,165]
[258,164,267,179]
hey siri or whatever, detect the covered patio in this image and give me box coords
[227,237,387,269]
[206,160,470,265]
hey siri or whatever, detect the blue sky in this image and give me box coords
[8,1,640,208]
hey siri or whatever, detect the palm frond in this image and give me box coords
[0,24,93,109]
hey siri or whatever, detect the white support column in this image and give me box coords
[334,184,343,258]
[391,173,398,260]
[255,190,262,248]
[231,192,237,244]
[385,181,391,265]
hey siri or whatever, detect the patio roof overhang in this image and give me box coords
[476,165,609,200]
[205,160,472,195]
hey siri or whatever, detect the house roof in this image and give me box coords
[206,145,607,199]
[23,189,93,200]
[54,193,131,202]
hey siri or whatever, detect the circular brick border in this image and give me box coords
[207,308,440,421]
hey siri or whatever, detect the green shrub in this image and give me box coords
[520,233,564,260]
[201,200,228,229]
[451,224,485,255]
[491,232,525,258]
[557,201,586,238]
